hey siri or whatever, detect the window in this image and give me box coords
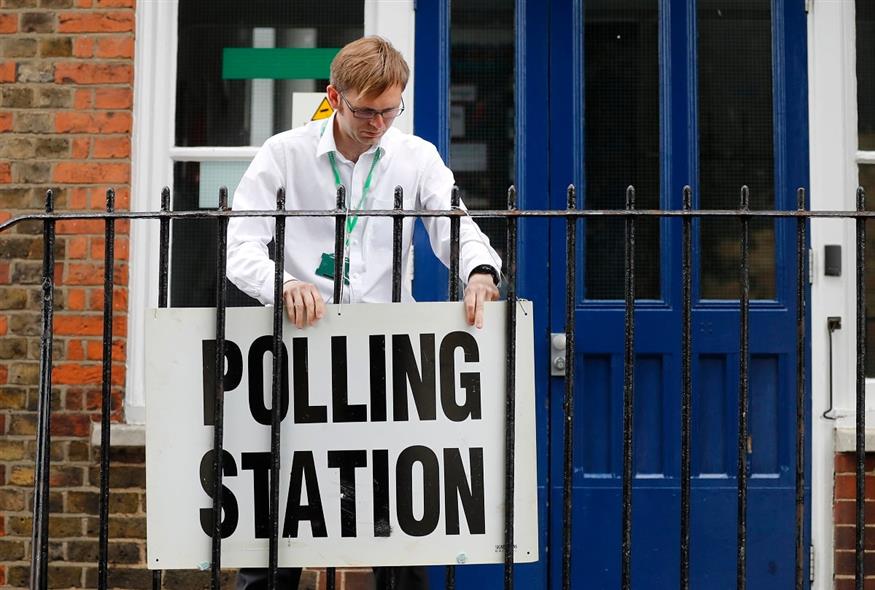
[171,1,365,307]
[128,0,413,421]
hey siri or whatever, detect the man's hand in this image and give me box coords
[463,273,500,329]
[283,280,325,328]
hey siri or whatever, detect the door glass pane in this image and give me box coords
[450,1,515,265]
[698,1,775,300]
[175,1,364,147]
[858,0,875,150]
[584,0,660,300]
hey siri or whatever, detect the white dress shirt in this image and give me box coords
[227,114,501,304]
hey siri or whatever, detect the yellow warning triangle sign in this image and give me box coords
[311,97,333,121]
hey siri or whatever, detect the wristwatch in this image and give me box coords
[468,264,500,286]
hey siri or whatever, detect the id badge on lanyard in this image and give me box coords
[315,121,382,284]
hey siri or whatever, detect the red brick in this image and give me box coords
[72,137,91,159]
[53,363,124,386]
[50,413,91,437]
[91,237,129,261]
[86,338,125,361]
[96,0,134,6]
[66,388,84,411]
[55,62,132,84]
[72,37,94,58]
[58,11,134,33]
[0,261,9,283]
[836,452,875,474]
[0,316,7,336]
[67,288,87,310]
[57,219,104,235]
[0,15,17,34]
[0,63,15,83]
[95,87,132,109]
[53,314,102,336]
[76,0,93,6]
[837,474,875,500]
[95,36,133,59]
[0,113,12,133]
[67,236,89,259]
[73,88,92,110]
[92,137,130,159]
[53,162,130,184]
[0,162,11,184]
[56,111,131,134]
[65,262,127,286]
[67,339,86,360]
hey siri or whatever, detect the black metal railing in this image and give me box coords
[1,184,870,589]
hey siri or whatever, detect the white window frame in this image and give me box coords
[127,0,415,423]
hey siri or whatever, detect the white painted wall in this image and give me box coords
[808,0,862,586]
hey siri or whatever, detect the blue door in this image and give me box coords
[415,0,809,588]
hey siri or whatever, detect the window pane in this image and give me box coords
[858,1,875,150]
[584,0,660,300]
[450,1,515,267]
[698,1,776,300]
[170,161,263,308]
[175,0,363,147]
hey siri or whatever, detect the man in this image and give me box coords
[227,36,501,589]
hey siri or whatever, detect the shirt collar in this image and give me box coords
[315,113,390,161]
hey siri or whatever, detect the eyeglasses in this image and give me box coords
[339,92,405,121]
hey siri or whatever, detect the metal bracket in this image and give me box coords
[550,333,567,376]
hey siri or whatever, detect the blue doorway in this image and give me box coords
[414,0,810,587]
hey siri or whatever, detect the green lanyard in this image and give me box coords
[322,122,383,242]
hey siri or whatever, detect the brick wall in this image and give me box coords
[0,2,372,588]
[0,0,139,586]
[834,452,875,590]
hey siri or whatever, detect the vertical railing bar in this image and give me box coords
[503,185,518,590]
[268,188,286,590]
[393,186,404,303]
[448,186,461,302]
[328,184,345,590]
[97,189,116,590]
[154,187,170,590]
[29,189,55,590]
[562,185,576,590]
[621,185,636,590]
[736,185,751,590]
[387,186,405,590]
[211,187,230,590]
[856,187,866,590]
[158,187,171,309]
[680,186,693,590]
[446,185,460,590]
[333,186,347,305]
[795,188,807,590]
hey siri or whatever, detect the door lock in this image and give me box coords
[551,333,567,376]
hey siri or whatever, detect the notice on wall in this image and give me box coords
[145,302,538,569]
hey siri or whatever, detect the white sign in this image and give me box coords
[145,302,538,569]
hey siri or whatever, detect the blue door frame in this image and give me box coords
[413,1,810,588]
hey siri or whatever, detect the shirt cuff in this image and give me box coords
[259,271,296,304]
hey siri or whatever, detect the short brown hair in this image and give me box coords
[330,36,410,98]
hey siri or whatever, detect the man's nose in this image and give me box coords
[370,114,386,129]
